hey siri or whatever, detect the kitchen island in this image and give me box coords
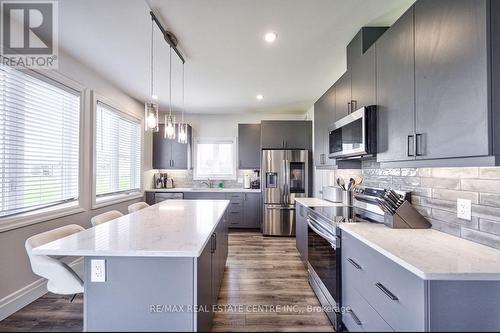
[33,199,230,332]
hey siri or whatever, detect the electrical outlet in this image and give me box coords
[91,259,106,282]
[457,198,472,221]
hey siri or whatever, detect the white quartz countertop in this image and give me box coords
[33,200,230,258]
[295,197,342,207]
[340,223,500,280]
[146,188,261,193]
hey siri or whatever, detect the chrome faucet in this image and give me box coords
[201,178,214,188]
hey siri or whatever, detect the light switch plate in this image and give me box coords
[457,198,472,221]
[90,259,106,282]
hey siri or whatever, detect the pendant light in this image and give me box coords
[164,46,176,140]
[145,19,159,132]
[178,61,188,144]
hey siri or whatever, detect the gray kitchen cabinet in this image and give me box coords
[153,124,192,169]
[334,71,351,121]
[342,230,500,332]
[183,192,227,200]
[295,203,308,266]
[376,6,416,163]
[196,237,214,332]
[196,211,228,332]
[414,0,489,160]
[261,120,312,150]
[347,27,388,69]
[242,192,261,229]
[314,85,336,167]
[238,124,261,169]
[350,45,376,109]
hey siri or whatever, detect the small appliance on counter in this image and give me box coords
[250,170,260,189]
[153,172,175,189]
[244,174,251,189]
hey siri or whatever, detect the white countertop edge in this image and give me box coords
[146,188,261,193]
[339,224,500,281]
[33,200,230,258]
[295,197,343,207]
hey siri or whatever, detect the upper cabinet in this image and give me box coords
[334,71,352,121]
[376,6,416,163]
[153,124,192,169]
[347,27,388,69]
[314,85,336,166]
[238,124,261,169]
[414,0,489,160]
[261,120,312,150]
[350,45,377,110]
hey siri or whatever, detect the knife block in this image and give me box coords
[383,201,432,229]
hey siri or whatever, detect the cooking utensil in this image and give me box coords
[354,175,363,186]
[348,178,356,191]
[337,178,346,191]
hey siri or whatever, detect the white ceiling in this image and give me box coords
[58,0,414,114]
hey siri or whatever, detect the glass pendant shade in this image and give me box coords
[164,114,176,140]
[144,102,159,132]
[178,123,188,144]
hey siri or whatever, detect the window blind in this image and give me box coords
[95,102,141,197]
[0,64,81,218]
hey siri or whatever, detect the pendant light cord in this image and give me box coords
[169,46,172,116]
[182,61,185,122]
[150,19,154,99]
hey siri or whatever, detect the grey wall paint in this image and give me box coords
[332,160,500,250]
[0,49,150,308]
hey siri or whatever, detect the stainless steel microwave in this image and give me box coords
[328,105,377,159]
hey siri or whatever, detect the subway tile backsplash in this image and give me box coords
[329,160,500,250]
[151,169,257,189]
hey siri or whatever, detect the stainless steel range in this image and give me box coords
[307,186,409,331]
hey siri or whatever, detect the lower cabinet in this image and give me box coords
[196,210,228,332]
[341,231,500,332]
[295,203,308,266]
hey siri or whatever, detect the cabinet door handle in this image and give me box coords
[347,258,362,270]
[416,133,424,157]
[348,308,362,326]
[407,135,415,157]
[375,282,398,300]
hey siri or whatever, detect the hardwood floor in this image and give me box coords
[0,232,333,332]
[212,232,333,332]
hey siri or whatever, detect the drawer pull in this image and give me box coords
[375,282,399,301]
[347,258,362,270]
[347,308,362,326]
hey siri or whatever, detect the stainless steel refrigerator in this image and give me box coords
[262,150,309,236]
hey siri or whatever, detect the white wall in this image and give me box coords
[0,49,150,320]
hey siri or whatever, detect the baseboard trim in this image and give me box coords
[0,257,83,321]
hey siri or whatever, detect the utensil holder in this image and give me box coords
[342,190,353,207]
[383,201,432,229]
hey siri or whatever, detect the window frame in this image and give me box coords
[0,67,86,232]
[91,92,143,209]
[193,137,237,180]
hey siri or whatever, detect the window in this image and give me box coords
[95,101,141,200]
[194,138,236,180]
[0,64,81,218]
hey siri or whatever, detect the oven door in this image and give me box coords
[307,215,340,306]
[329,107,366,159]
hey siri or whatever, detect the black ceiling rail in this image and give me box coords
[150,11,185,64]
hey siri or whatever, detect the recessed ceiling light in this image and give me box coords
[151,94,158,100]
[256,94,264,101]
[264,32,277,43]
